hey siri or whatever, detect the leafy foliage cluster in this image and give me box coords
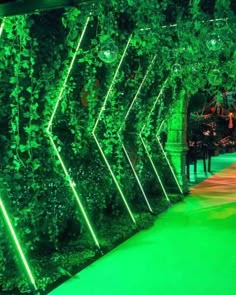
[0,1,235,292]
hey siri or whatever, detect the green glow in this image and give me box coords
[140,78,169,132]
[93,134,136,224]
[47,17,90,134]
[119,55,157,130]
[140,18,227,31]
[118,137,153,213]
[48,153,236,295]
[93,35,133,133]
[0,16,36,291]
[0,197,37,290]
[140,79,170,202]
[117,55,157,213]
[92,35,136,224]
[48,137,100,248]
[46,17,100,249]
[156,121,183,194]
[139,135,170,202]
[157,120,165,135]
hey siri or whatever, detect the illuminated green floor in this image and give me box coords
[50,152,236,295]
[188,152,236,186]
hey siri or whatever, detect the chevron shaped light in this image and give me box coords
[0,18,37,291]
[156,120,183,194]
[92,35,136,224]
[0,197,37,290]
[139,78,170,202]
[46,17,100,249]
[117,55,157,213]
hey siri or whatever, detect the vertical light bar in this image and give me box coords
[118,138,153,213]
[46,17,100,249]
[0,17,6,36]
[48,137,100,249]
[140,79,170,202]
[0,17,36,291]
[119,55,157,130]
[139,135,170,202]
[92,35,136,224]
[47,17,90,133]
[156,120,183,194]
[92,35,133,132]
[0,198,37,290]
[141,78,169,127]
[157,119,165,135]
[117,55,157,213]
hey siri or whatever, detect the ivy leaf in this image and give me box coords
[10,77,16,84]
[61,17,67,28]
[13,159,21,171]
[23,112,30,119]
[32,160,40,171]
[19,145,27,153]
[31,141,40,149]
[25,228,31,234]
[5,46,11,56]
[128,0,135,6]
[19,97,25,104]
[100,34,110,43]
[22,61,29,69]
[194,21,201,31]
[26,86,32,93]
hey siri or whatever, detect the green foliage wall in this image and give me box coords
[0,1,235,293]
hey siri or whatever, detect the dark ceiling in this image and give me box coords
[0,0,80,17]
[0,0,235,18]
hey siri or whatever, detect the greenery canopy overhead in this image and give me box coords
[0,0,235,293]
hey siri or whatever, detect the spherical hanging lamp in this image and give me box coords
[98,40,119,64]
[206,33,222,51]
[171,63,182,74]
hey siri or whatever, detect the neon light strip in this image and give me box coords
[140,79,170,202]
[0,198,37,290]
[119,55,157,131]
[92,134,135,224]
[47,17,90,133]
[156,131,183,194]
[157,120,165,135]
[0,17,37,291]
[46,17,100,249]
[93,35,133,132]
[0,17,6,36]
[48,137,100,248]
[118,136,153,213]
[92,35,136,224]
[140,18,228,31]
[117,55,157,213]
[141,78,169,132]
[139,135,170,202]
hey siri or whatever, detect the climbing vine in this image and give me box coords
[0,1,235,293]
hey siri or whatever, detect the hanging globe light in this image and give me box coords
[206,33,222,51]
[215,19,227,29]
[98,40,119,64]
[207,69,222,86]
[171,63,182,75]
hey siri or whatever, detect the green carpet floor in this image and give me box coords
[50,152,236,295]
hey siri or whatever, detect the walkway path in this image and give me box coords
[50,153,236,295]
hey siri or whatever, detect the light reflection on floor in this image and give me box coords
[50,152,236,295]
